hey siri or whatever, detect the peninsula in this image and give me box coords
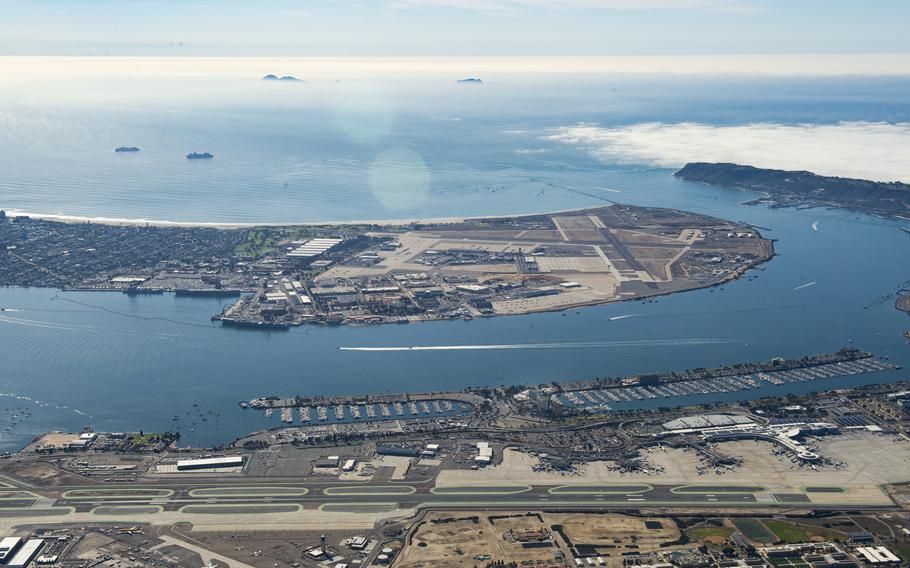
[675,162,910,220]
[0,204,773,328]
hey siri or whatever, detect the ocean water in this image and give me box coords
[1,58,909,451]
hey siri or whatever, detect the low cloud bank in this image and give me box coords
[545,121,910,183]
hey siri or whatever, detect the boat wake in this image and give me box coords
[789,282,817,292]
[340,338,743,352]
[0,313,94,331]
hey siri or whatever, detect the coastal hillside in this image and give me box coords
[674,162,910,219]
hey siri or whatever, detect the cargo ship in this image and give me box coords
[186,152,213,159]
[115,146,140,152]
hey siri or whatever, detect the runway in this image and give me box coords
[5,480,875,521]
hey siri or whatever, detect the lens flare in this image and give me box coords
[333,82,393,145]
[368,147,431,211]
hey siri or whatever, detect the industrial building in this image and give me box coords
[854,546,901,565]
[65,431,97,449]
[6,539,43,568]
[176,455,244,471]
[287,238,344,260]
[0,537,22,564]
[315,455,341,468]
[377,446,419,457]
[475,441,493,465]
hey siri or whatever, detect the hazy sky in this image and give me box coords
[1,0,908,56]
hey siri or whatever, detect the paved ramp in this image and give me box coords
[153,535,256,568]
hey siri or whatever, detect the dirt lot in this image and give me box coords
[397,511,682,568]
[0,458,90,486]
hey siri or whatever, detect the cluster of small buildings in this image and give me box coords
[376,442,442,459]
[312,456,358,472]
[756,542,902,567]
[302,534,395,567]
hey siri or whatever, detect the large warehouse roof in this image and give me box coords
[287,238,344,259]
[663,413,754,431]
[176,455,244,469]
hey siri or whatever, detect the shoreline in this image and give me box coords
[2,206,603,230]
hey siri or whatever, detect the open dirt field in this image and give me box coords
[0,459,87,486]
[397,511,683,568]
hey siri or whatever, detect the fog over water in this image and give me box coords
[1,57,908,451]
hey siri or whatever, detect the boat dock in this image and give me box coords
[554,356,899,411]
[257,398,472,425]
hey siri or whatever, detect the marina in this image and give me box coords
[554,356,899,411]
[251,399,474,426]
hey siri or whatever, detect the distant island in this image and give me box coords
[457,77,483,84]
[114,146,139,153]
[675,162,910,220]
[186,152,213,160]
[262,74,303,82]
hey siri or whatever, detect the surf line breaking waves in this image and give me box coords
[339,338,744,352]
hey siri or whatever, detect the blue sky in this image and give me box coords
[0,0,908,56]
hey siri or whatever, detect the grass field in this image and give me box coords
[891,542,910,562]
[763,520,845,543]
[732,518,776,543]
[763,520,809,543]
[686,525,734,544]
[236,229,279,258]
